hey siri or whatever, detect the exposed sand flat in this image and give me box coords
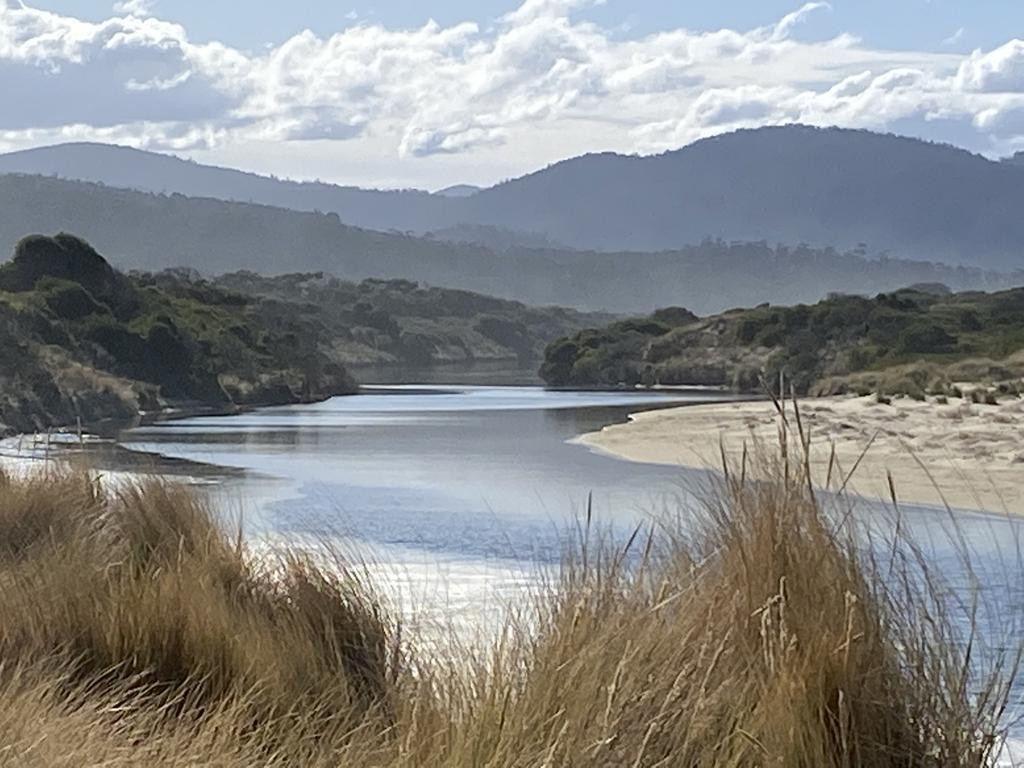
[577,394,1024,515]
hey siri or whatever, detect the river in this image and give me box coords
[114,385,738,562]
[102,381,1018,617]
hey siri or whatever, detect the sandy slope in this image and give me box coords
[577,394,1024,515]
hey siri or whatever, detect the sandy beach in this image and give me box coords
[577,394,1024,516]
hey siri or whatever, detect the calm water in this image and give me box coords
[108,383,1024,610]
[115,386,740,563]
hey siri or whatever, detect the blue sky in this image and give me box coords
[4,1,1024,188]
[27,0,1022,54]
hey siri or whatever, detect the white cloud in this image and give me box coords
[0,3,246,135]
[113,0,155,16]
[955,40,1024,93]
[2,0,1024,179]
[767,2,830,43]
[502,0,605,25]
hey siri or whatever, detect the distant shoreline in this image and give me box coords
[575,393,1024,516]
[0,387,360,445]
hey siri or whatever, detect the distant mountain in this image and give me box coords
[0,174,1018,314]
[434,184,481,198]
[1002,151,1024,168]
[10,127,1024,268]
[458,126,1024,268]
[0,142,454,234]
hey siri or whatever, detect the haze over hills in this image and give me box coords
[0,174,1018,314]
[6,126,1024,269]
[0,142,456,235]
[434,185,482,198]
[459,126,1024,266]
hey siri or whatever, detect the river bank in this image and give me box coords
[577,392,1024,516]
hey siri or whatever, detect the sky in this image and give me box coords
[4,0,1024,189]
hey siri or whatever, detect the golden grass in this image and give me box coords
[814,352,1024,399]
[0,433,1017,766]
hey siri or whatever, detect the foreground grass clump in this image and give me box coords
[0,455,1015,766]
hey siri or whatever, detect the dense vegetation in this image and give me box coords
[541,284,1024,396]
[0,174,1017,314]
[0,234,357,433]
[212,271,611,368]
[0,234,607,434]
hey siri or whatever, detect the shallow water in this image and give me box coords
[115,385,740,560]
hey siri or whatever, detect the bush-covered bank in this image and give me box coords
[212,271,612,369]
[0,234,357,434]
[0,432,1015,766]
[541,285,1024,396]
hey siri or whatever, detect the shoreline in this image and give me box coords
[575,393,1024,516]
[0,387,364,476]
[5,384,371,443]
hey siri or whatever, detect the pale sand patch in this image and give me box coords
[577,394,1024,515]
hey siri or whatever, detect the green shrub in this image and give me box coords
[651,306,697,327]
[897,323,956,355]
[37,278,109,321]
[474,315,530,354]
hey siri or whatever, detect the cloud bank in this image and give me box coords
[2,0,1024,171]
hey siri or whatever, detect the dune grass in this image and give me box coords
[0,433,1017,766]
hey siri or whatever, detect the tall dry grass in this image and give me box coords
[0,424,1017,766]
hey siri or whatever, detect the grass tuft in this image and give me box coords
[0,433,1016,766]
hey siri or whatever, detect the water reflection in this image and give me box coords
[115,386,734,556]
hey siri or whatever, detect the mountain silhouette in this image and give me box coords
[5,126,1024,268]
[0,173,1017,314]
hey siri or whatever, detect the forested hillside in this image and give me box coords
[214,272,611,368]
[1,174,1017,314]
[8,127,1024,269]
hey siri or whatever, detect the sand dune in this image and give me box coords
[577,394,1024,515]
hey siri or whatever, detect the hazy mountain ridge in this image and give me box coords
[7,127,1024,268]
[425,223,570,251]
[1,173,1020,314]
[460,126,1024,265]
[434,184,482,198]
[0,142,454,234]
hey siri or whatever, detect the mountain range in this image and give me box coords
[0,172,1014,314]
[3,125,1024,313]
[4,126,1024,269]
